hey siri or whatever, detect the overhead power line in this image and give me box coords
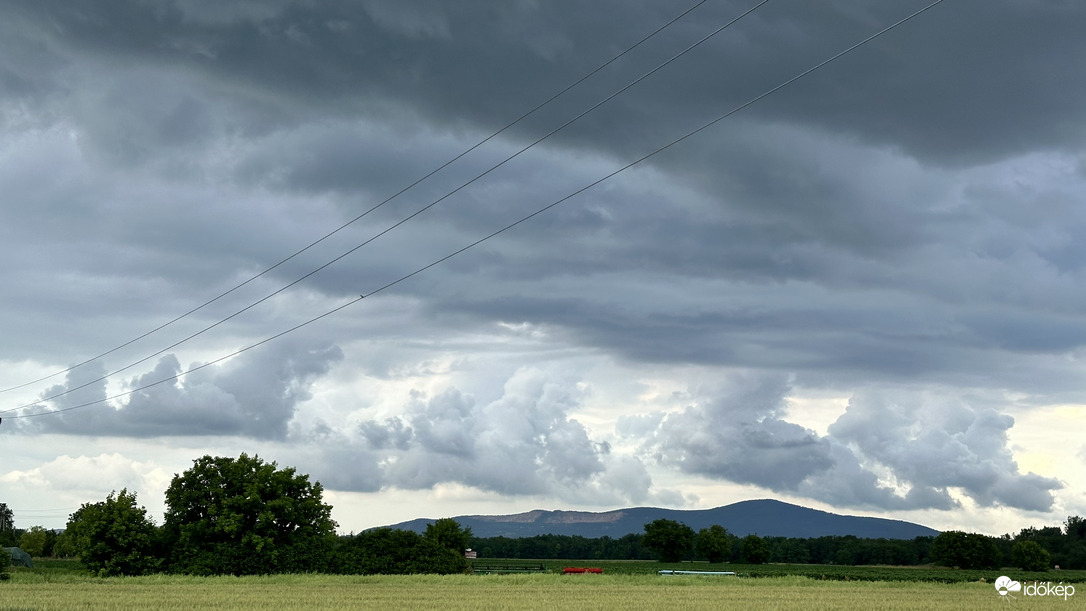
[0,0,717,396]
[6,0,948,420]
[1,0,770,414]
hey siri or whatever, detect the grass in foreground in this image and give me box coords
[2,572,1072,611]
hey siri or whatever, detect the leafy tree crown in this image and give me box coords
[162,453,337,575]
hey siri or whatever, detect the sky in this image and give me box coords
[1,0,1085,538]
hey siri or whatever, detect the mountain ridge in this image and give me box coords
[382,499,940,539]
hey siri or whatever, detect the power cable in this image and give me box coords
[0,0,770,414]
[0,0,717,396]
[6,0,949,420]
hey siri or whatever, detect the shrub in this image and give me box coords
[930,531,1001,570]
[334,528,467,574]
[18,526,49,558]
[66,489,159,576]
[1011,540,1051,572]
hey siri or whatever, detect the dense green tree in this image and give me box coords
[0,503,14,547]
[162,454,337,575]
[969,533,1003,569]
[1012,521,1086,570]
[1017,525,1063,547]
[1014,526,1061,559]
[335,528,466,574]
[643,519,695,563]
[613,533,653,560]
[832,536,862,565]
[695,525,732,563]
[0,503,12,532]
[18,526,50,558]
[1063,516,1086,569]
[425,518,473,556]
[912,536,934,565]
[1011,540,1051,571]
[803,536,836,564]
[467,532,652,560]
[930,531,1001,570]
[65,489,158,576]
[771,537,811,564]
[52,530,79,558]
[930,530,968,568]
[1066,516,1086,540]
[741,534,771,564]
[42,528,57,558]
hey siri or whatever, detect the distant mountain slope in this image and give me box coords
[384,499,939,540]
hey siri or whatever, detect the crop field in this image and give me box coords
[2,561,1081,610]
[528,559,1086,583]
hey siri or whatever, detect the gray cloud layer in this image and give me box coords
[2,1,1084,518]
[23,342,342,439]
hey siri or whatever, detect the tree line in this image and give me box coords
[3,454,473,576]
[466,521,923,565]
[469,517,1086,571]
[4,455,1086,575]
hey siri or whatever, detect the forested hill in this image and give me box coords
[384,499,939,539]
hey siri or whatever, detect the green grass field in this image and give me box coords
[2,560,1080,610]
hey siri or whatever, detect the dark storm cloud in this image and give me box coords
[23,342,343,439]
[3,0,1085,521]
[33,359,111,415]
[9,1,1084,166]
[376,130,1086,396]
[3,0,1081,385]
